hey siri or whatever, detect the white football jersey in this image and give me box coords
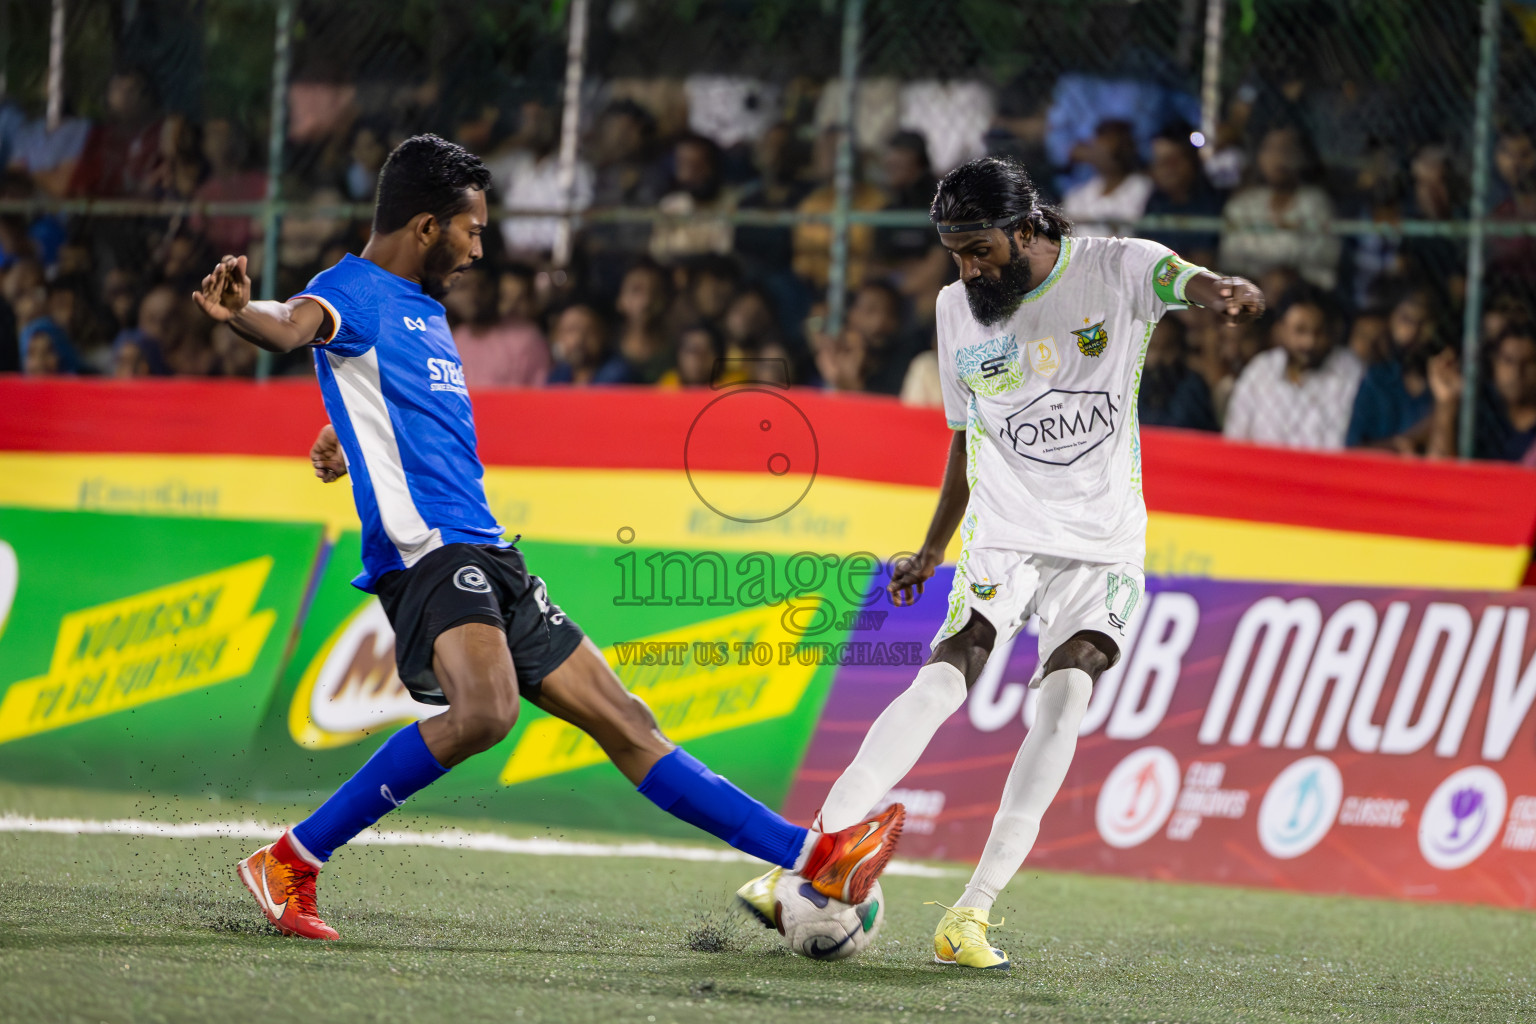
[937,235,1199,566]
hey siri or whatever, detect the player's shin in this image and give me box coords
[955,668,1091,912]
[817,661,967,831]
[289,721,449,861]
[637,747,814,867]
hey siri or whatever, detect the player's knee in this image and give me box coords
[458,695,520,753]
[1041,632,1115,680]
[933,613,997,687]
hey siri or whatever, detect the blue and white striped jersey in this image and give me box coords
[299,254,507,592]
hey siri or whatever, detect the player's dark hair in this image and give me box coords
[373,134,493,235]
[930,156,1071,241]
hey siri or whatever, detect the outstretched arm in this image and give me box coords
[888,430,970,607]
[191,255,327,353]
[1185,272,1266,324]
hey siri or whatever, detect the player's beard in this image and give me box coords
[421,237,470,300]
[963,235,1034,328]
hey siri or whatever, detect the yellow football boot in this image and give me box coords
[929,902,1010,969]
[734,866,782,929]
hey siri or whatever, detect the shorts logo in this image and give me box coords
[1072,318,1108,357]
[454,566,492,593]
[1104,571,1140,631]
[955,334,1025,396]
[969,581,999,601]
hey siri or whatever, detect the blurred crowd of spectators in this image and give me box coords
[5,48,1536,464]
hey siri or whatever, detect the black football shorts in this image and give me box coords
[374,542,585,705]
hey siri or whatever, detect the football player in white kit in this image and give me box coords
[737,156,1265,968]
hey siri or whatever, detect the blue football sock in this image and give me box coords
[637,747,809,868]
[290,722,448,862]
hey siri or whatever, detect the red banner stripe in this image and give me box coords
[3,376,1534,547]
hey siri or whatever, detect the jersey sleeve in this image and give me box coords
[1117,237,1206,323]
[935,289,972,430]
[293,264,380,357]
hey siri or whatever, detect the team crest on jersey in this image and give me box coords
[955,334,1025,396]
[1026,337,1060,377]
[1073,318,1108,358]
[969,580,999,601]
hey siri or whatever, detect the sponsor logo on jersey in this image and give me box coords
[969,580,999,601]
[1026,337,1060,377]
[427,357,468,395]
[1073,318,1108,357]
[955,334,1024,396]
[1000,389,1118,466]
[403,316,428,331]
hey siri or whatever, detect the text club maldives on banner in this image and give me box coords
[784,573,1536,909]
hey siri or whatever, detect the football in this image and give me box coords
[771,872,884,961]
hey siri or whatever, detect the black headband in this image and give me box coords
[934,214,1027,235]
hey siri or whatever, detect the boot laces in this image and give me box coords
[284,863,322,918]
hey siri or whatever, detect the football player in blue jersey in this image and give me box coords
[193,134,902,940]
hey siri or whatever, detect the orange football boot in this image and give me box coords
[237,831,339,940]
[800,803,905,904]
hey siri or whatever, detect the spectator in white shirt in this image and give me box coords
[486,97,593,260]
[1225,284,1363,449]
[1218,125,1340,289]
[1060,120,1152,237]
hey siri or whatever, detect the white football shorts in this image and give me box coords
[932,532,1145,686]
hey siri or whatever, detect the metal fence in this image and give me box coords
[4,0,1536,456]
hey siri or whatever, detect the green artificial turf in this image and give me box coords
[0,781,1532,1023]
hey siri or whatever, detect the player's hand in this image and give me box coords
[191,255,252,323]
[887,548,940,607]
[1427,348,1463,405]
[311,423,347,482]
[1215,276,1265,325]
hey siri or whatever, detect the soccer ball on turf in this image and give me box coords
[771,872,884,961]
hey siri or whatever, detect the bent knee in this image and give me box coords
[1042,634,1113,679]
[456,698,520,753]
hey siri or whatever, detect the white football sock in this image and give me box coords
[816,661,968,832]
[955,667,1092,913]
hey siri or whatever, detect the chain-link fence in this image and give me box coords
[3,0,1536,456]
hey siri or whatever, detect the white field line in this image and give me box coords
[0,814,958,877]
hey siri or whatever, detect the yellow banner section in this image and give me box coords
[0,452,1524,588]
[0,557,277,744]
[498,602,823,785]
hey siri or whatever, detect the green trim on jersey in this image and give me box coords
[1021,236,1074,304]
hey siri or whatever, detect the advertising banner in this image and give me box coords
[253,533,858,836]
[0,508,321,791]
[785,573,1536,909]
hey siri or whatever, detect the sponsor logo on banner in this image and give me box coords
[1257,756,1344,859]
[287,598,444,750]
[1419,766,1507,870]
[0,557,277,744]
[499,601,826,785]
[0,540,15,642]
[1096,746,1181,848]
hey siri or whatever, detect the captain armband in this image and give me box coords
[1151,255,1206,310]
